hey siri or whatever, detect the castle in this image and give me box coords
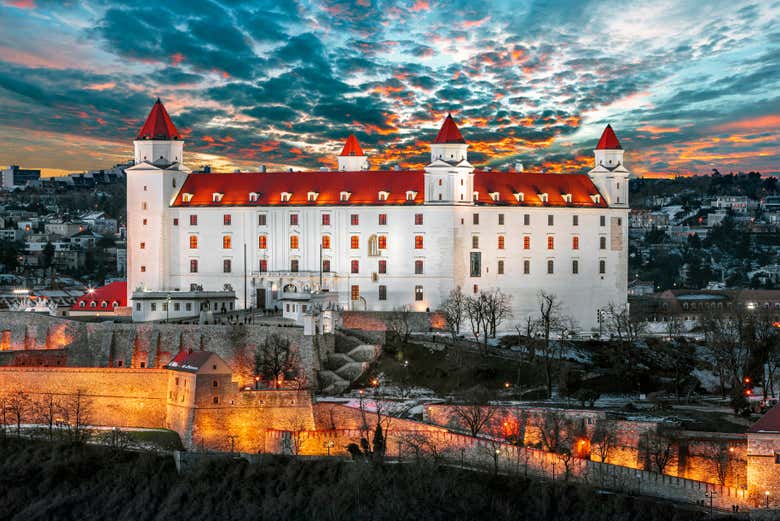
[127,100,629,330]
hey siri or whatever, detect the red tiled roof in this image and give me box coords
[749,404,780,434]
[70,281,127,310]
[339,134,365,156]
[137,99,181,140]
[166,351,224,373]
[433,114,466,144]
[596,124,621,150]
[171,171,606,208]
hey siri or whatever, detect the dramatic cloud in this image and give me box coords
[0,0,778,177]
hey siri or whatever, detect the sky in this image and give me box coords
[0,0,779,178]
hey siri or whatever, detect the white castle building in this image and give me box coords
[127,99,629,330]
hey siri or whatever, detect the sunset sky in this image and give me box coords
[0,0,778,177]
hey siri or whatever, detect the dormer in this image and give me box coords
[538,193,548,204]
[249,192,260,203]
[280,192,292,203]
[473,191,479,201]
[561,193,572,204]
[339,191,352,202]
[212,192,224,203]
[182,192,194,203]
[513,192,524,203]
[378,190,390,201]
[405,190,417,201]
[307,192,319,202]
[489,192,500,202]
[590,194,601,204]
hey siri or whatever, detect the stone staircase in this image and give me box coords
[319,331,381,395]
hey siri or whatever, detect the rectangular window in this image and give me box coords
[378,285,387,301]
[573,215,579,226]
[142,201,147,210]
[136,302,141,311]
[599,260,606,274]
[351,285,360,301]
[190,215,198,226]
[259,259,268,272]
[143,218,147,225]
[259,235,267,249]
[223,259,232,273]
[600,236,607,249]
[498,260,504,274]
[497,236,505,249]
[415,260,424,274]
[290,214,299,226]
[351,236,359,249]
[189,235,198,249]
[351,260,359,273]
[572,236,579,250]
[547,260,554,274]
[151,303,156,312]
[322,259,330,272]
[547,236,554,250]
[174,303,180,311]
[258,214,267,226]
[600,215,606,226]
[291,259,299,272]
[322,213,330,226]
[222,235,232,249]
[498,213,504,225]
[322,235,330,249]
[378,236,387,249]
[415,285,423,301]
[473,213,479,225]
[190,259,198,273]
[173,218,179,226]
[223,214,231,226]
[378,214,387,225]
[523,214,530,226]
[472,235,479,249]
[140,266,146,273]
[378,260,387,274]
[290,235,299,249]
[548,215,554,226]
[572,260,579,274]
[415,235,424,249]
[523,260,530,274]
[473,284,479,294]
[414,213,423,225]
[140,242,145,249]
[523,236,530,250]
[351,214,359,225]
[470,251,481,277]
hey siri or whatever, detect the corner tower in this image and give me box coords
[424,114,474,204]
[588,124,629,208]
[126,99,190,312]
[337,134,369,171]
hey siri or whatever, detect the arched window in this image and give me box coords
[79,301,85,308]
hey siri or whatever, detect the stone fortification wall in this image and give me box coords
[747,434,780,508]
[0,366,168,428]
[340,311,446,333]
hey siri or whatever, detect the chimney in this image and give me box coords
[514,162,524,172]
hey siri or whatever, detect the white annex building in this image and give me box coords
[127,99,629,331]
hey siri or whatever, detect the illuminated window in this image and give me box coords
[190,215,197,226]
[378,214,387,225]
[497,236,505,249]
[415,236,424,249]
[290,235,299,249]
[223,259,231,273]
[523,260,530,274]
[472,236,479,249]
[290,214,299,226]
[351,260,359,273]
[249,192,259,202]
[259,260,267,272]
[351,285,360,300]
[322,259,330,272]
[140,242,145,249]
[189,236,198,249]
[258,235,267,249]
[572,260,579,274]
[223,236,232,249]
[281,192,292,203]
[547,236,554,250]
[258,214,267,226]
[378,236,387,249]
[378,260,387,274]
[405,191,417,201]
[291,259,299,272]
[351,214,359,225]
[223,214,231,226]
[523,236,530,250]
[307,192,319,202]
[378,191,389,201]
[350,236,359,249]
[190,259,198,273]
[414,214,423,225]
[600,236,607,249]
[415,285,423,301]
[572,236,579,250]
[599,260,606,274]
[498,260,504,274]
[415,260,424,274]
[547,260,554,274]
[378,285,387,300]
[322,235,331,249]
[212,192,223,203]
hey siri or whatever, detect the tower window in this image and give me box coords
[415,286,423,301]
[498,236,505,249]
[547,260,554,274]
[351,214,359,225]
[523,260,530,274]
[140,266,146,273]
[189,236,198,249]
[572,260,579,274]
[472,236,479,249]
[600,236,607,249]
[351,236,359,249]
[415,260,424,274]
[223,214,231,226]
[190,260,198,273]
[573,215,579,226]
[223,259,232,273]
[498,260,504,274]
[190,215,198,226]
[259,235,267,249]
[222,235,232,249]
[322,213,330,226]
[599,260,606,274]
[322,259,330,272]
[378,260,387,274]
[291,259,299,272]
[473,214,479,225]
[290,214,299,226]
[470,252,481,277]
[523,236,531,250]
[351,260,359,273]
[259,260,268,272]
[173,218,179,226]
[378,285,387,301]
[258,214,267,226]
[415,236,424,249]
[547,236,554,250]
[351,285,360,301]
[600,215,606,226]
[140,242,145,249]
[378,236,387,249]
[290,235,299,249]
[498,214,504,225]
[415,214,423,225]
[378,214,387,225]
[572,236,579,250]
[524,214,530,226]
[548,215,554,226]
[322,235,331,249]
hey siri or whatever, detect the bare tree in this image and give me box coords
[501,410,527,446]
[700,308,751,393]
[6,390,29,438]
[452,389,496,437]
[515,316,537,360]
[386,305,413,345]
[60,389,92,444]
[255,334,298,389]
[534,292,570,398]
[591,419,618,463]
[0,393,8,440]
[33,392,59,441]
[538,410,570,453]
[398,432,448,464]
[466,290,511,354]
[441,287,466,340]
[663,313,685,340]
[484,289,512,338]
[644,427,679,474]
[703,445,731,486]
[465,294,487,352]
[604,302,645,346]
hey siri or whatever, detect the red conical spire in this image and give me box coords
[137,98,181,140]
[339,134,365,156]
[433,113,466,144]
[596,124,622,150]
